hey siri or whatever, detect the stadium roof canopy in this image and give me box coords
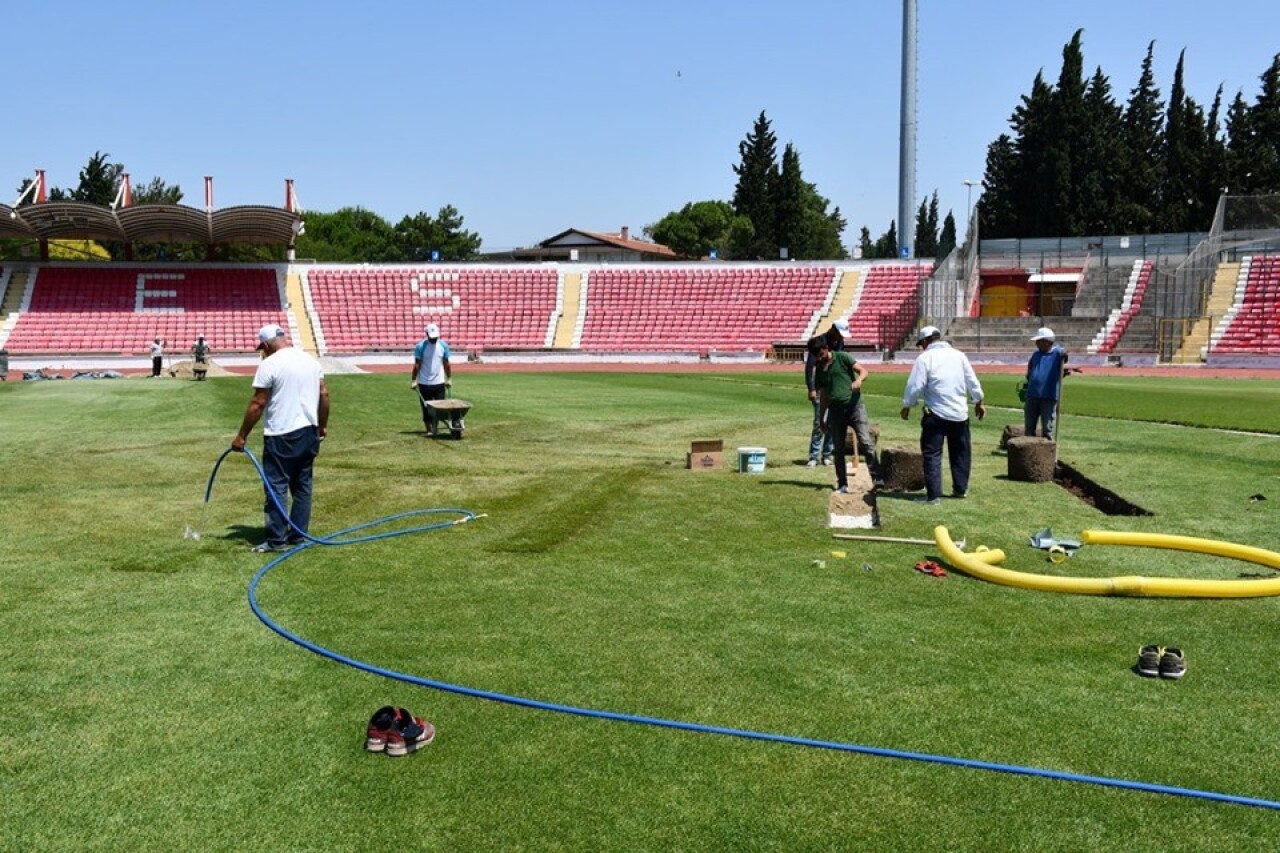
[0,201,302,245]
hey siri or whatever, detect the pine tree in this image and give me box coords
[1119,42,1165,233]
[773,143,806,258]
[1248,53,1280,191]
[1046,30,1087,235]
[1011,73,1058,236]
[1158,50,1204,231]
[937,212,957,258]
[979,134,1019,237]
[731,111,779,259]
[1078,67,1127,233]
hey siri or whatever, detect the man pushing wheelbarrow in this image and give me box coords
[410,322,469,439]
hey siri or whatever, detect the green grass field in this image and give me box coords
[3,367,1280,851]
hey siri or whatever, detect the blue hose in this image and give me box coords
[208,448,1280,812]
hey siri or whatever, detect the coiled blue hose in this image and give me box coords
[207,447,1280,812]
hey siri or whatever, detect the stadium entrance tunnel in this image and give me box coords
[1055,461,1153,517]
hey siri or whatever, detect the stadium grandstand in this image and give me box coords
[2,188,1280,370]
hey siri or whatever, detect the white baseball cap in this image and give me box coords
[916,325,940,344]
[1031,327,1055,342]
[834,318,852,338]
[256,323,285,350]
[426,323,440,339]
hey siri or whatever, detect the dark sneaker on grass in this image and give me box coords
[251,542,291,553]
[385,707,436,757]
[365,706,397,753]
[1137,644,1162,677]
[915,497,942,506]
[1159,647,1187,680]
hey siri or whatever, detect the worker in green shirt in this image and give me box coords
[810,334,877,494]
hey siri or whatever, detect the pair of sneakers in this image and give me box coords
[365,706,436,756]
[1137,645,1187,679]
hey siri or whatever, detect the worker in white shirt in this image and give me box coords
[900,326,985,504]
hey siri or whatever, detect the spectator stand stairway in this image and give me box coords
[841,263,931,350]
[1087,259,1152,355]
[808,267,863,340]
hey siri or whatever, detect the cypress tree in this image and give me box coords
[731,111,779,258]
[1119,42,1165,233]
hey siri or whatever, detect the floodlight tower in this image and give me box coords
[897,0,917,259]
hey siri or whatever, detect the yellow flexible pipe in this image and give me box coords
[933,526,1280,598]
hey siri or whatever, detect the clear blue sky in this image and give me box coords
[5,1,1277,251]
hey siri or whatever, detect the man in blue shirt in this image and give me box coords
[1024,327,1068,441]
[410,323,453,437]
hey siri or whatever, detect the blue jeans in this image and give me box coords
[1024,397,1058,441]
[261,426,320,547]
[920,412,971,500]
[809,399,834,462]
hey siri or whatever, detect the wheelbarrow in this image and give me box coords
[422,397,471,440]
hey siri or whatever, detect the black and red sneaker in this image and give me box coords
[385,707,436,757]
[364,706,397,753]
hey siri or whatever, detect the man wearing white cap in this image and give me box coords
[411,322,453,437]
[1025,327,1068,441]
[900,326,985,504]
[232,323,329,552]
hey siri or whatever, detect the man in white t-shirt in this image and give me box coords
[410,322,453,436]
[148,337,165,377]
[232,324,330,552]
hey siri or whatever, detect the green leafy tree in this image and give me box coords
[129,176,183,206]
[646,200,749,258]
[295,207,399,262]
[392,205,481,262]
[71,151,124,206]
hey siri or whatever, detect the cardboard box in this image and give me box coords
[687,451,724,470]
[687,439,724,470]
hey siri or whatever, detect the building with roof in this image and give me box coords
[487,227,682,263]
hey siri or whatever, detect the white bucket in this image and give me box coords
[737,446,767,473]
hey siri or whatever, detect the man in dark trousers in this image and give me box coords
[232,324,330,553]
[900,326,985,505]
[805,319,883,484]
[810,334,871,495]
[410,323,453,436]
